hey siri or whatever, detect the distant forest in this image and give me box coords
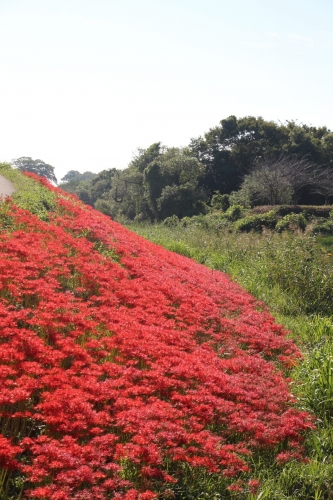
[59,115,333,221]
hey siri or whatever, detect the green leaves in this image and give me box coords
[11,157,57,184]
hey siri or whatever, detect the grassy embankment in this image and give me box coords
[1,163,333,499]
[128,213,333,499]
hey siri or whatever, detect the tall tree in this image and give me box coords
[102,143,164,220]
[231,155,317,207]
[190,115,288,196]
[190,116,333,203]
[129,142,165,173]
[60,170,81,182]
[230,157,292,206]
[143,147,205,219]
[12,157,57,184]
[60,170,96,183]
[279,155,316,205]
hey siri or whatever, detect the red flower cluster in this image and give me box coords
[0,174,313,499]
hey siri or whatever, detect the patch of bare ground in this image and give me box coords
[0,174,15,198]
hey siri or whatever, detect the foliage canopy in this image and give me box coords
[12,157,57,184]
[60,115,333,221]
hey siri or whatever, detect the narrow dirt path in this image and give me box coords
[0,174,15,198]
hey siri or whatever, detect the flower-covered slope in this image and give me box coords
[0,174,312,499]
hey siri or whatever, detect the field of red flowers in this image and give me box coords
[0,174,313,499]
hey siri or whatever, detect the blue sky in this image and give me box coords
[0,0,332,180]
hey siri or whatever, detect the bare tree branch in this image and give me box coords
[311,167,333,205]
[254,155,316,205]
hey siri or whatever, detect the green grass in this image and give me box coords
[128,223,333,317]
[128,220,333,499]
[317,235,333,249]
[0,162,56,220]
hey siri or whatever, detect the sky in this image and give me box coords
[0,0,332,182]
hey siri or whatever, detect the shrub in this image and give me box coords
[235,210,277,232]
[276,213,307,232]
[162,214,180,227]
[312,219,333,235]
[224,204,244,221]
[211,192,230,211]
[94,199,113,217]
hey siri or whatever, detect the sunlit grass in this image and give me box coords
[0,163,57,220]
[129,221,333,499]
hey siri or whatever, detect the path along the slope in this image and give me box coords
[0,174,15,198]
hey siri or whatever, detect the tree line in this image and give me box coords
[12,116,333,221]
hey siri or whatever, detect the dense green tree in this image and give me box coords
[190,135,237,194]
[190,116,333,203]
[61,170,81,182]
[143,147,205,219]
[190,115,289,195]
[100,146,206,221]
[59,171,98,204]
[61,170,96,183]
[106,168,148,220]
[210,192,230,211]
[12,157,57,184]
[99,144,164,220]
[157,184,207,219]
[57,116,333,220]
[89,169,118,204]
[283,121,330,163]
[61,169,117,207]
[321,132,333,165]
[129,142,164,173]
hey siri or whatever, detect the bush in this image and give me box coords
[162,214,180,227]
[312,219,333,235]
[211,192,230,211]
[315,209,333,234]
[94,199,113,217]
[235,210,277,232]
[276,213,307,232]
[224,204,244,221]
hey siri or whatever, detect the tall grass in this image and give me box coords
[129,224,333,317]
[129,221,333,499]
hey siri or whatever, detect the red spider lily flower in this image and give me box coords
[0,174,314,499]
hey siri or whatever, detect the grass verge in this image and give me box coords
[128,221,333,499]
